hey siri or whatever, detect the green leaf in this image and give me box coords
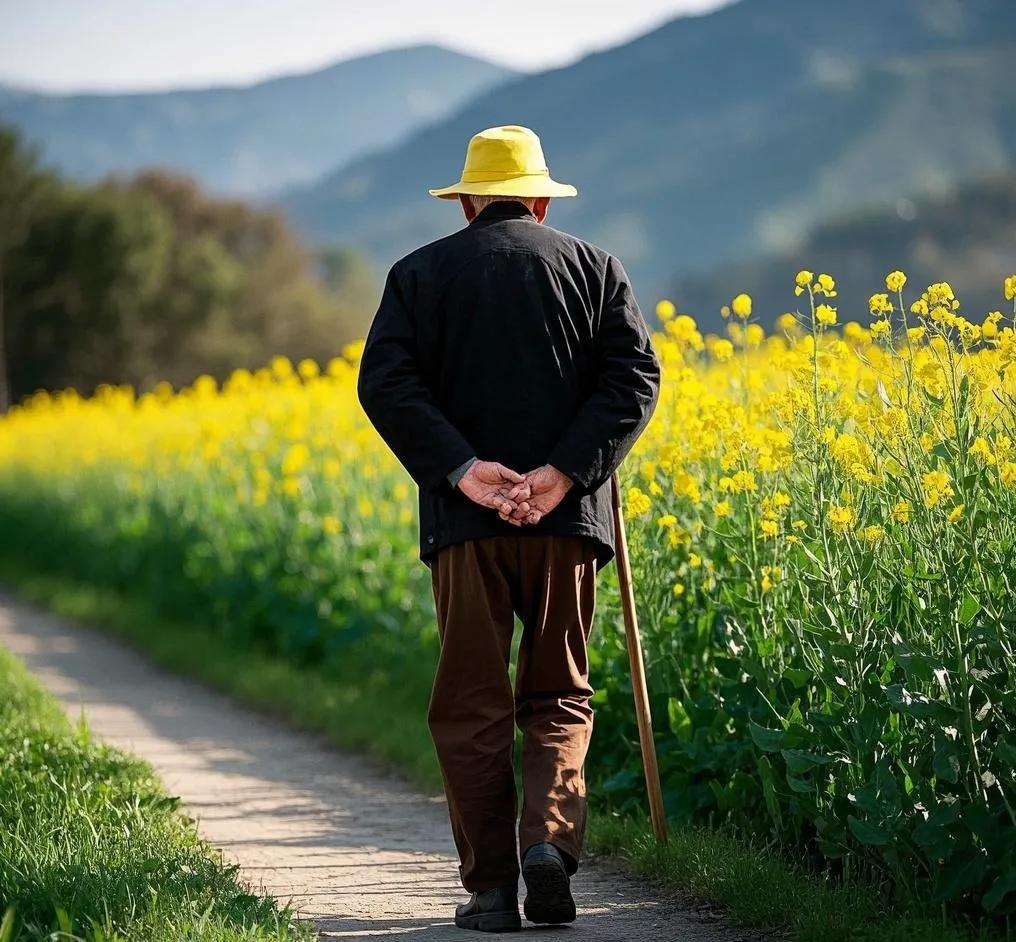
[848,815,890,846]
[749,720,785,752]
[884,684,957,722]
[786,772,816,794]
[911,804,961,858]
[667,697,692,742]
[781,748,833,773]
[783,667,813,689]
[893,643,937,683]
[995,738,1016,770]
[933,739,961,784]
[756,754,783,832]
[934,849,987,902]
[958,593,981,626]
[983,868,1016,912]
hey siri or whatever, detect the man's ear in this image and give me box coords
[459,194,478,222]
[533,197,551,223]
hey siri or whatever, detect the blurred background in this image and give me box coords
[2,0,1014,409]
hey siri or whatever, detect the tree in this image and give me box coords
[4,165,378,399]
[7,181,172,397]
[0,128,55,411]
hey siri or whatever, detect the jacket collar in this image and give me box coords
[470,200,536,225]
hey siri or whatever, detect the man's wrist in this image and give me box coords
[447,456,478,490]
[547,464,575,491]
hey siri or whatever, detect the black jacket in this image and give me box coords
[357,200,661,568]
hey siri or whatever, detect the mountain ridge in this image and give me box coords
[670,171,1016,334]
[0,44,516,196]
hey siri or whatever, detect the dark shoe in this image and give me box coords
[522,843,576,925]
[454,885,521,932]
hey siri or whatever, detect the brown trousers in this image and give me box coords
[429,535,598,892]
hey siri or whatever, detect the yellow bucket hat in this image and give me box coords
[429,125,577,200]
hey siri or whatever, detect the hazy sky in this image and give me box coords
[0,0,731,93]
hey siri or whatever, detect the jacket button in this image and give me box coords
[427,534,435,544]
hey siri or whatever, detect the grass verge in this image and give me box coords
[0,562,999,942]
[0,632,311,942]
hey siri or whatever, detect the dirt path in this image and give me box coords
[0,593,757,941]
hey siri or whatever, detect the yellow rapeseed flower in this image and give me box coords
[869,293,893,317]
[777,312,797,333]
[827,503,854,535]
[711,339,734,362]
[885,271,907,293]
[970,437,995,464]
[626,487,652,516]
[731,293,752,320]
[870,319,891,340]
[282,442,309,476]
[816,304,837,326]
[892,500,912,524]
[922,470,953,508]
[656,299,676,321]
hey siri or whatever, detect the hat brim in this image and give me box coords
[428,176,577,200]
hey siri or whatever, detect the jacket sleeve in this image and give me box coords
[547,255,661,494]
[357,266,476,489]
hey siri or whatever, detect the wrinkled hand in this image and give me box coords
[457,460,532,524]
[510,464,573,525]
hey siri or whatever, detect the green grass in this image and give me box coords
[0,634,312,942]
[0,562,1002,942]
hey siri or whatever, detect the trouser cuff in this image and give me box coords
[522,836,581,875]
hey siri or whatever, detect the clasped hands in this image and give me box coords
[456,460,573,526]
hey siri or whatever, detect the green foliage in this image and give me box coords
[0,127,376,402]
[0,644,310,941]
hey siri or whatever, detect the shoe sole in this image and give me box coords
[454,911,522,933]
[522,857,576,925]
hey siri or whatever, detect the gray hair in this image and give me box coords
[465,194,539,213]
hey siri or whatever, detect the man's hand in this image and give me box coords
[511,464,573,525]
[457,460,532,523]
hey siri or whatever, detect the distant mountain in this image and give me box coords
[669,173,1016,333]
[0,46,516,196]
[282,0,1016,307]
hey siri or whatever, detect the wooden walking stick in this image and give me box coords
[610,473,668,843]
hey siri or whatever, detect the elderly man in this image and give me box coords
[357,125,660,933]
